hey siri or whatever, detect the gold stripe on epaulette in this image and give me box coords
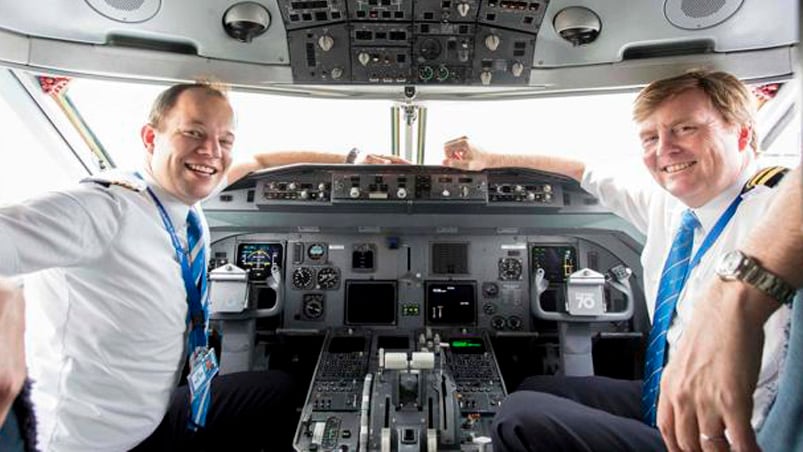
[756,166,787,187]
[744,166,789,192]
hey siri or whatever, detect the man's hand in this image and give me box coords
[358,153,410,164]
[0,278,25,425]
[442,136,496,170]
[657,278,776,452]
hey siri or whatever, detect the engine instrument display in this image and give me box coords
[236,243,283,272]
[426,281,476,325]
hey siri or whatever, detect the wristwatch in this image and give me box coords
[716,250,796,305]
[345,147,361,164]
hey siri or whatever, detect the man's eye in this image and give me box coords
[183,129,203,138]
[676,125,697,134]
[641,136,658,147]
[220,139,234,148]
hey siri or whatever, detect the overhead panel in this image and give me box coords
[277,0,549,85]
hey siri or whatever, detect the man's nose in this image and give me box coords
[198,136,223,157]
[655,130,678,157]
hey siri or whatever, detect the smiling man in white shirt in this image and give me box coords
[443,70,794,451]
[0,82,404,451]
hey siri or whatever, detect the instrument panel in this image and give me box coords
[208,165,641,334]
[206,165,645,450]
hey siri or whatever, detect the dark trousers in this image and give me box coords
[0,379,36,452]
[132,370,297,452]
[492,375,666,452]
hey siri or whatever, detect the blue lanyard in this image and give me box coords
[687,194,743,272]
[136,174,207,352]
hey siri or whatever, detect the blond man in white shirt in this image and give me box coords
[443,70,795,452]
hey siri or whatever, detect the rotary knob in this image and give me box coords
[457,2,470,16]
[397,187,408,199]
[484,34,500,52]
[330,66,343,80]
[358,52,370,66]
[511,61,524,77]
[480,71,492,85]
[349,186,361,199]
[318,35,334,51]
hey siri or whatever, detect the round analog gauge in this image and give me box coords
[498,258,523,281]
[307,243,326,260]
[292,267,314,289]
[482,282,499,298]
[316,267,340,290]
[302,294,325,320]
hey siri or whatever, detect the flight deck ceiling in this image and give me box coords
[0,0,797,99]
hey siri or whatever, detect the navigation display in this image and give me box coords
[345,280,397,325]
[425,281,476,326]
[531,246,578,283]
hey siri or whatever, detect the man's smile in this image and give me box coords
[661,161,697,174]
[185,163,218,176]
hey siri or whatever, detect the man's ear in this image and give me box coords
[737,125,751,151]
[141,124,157,155]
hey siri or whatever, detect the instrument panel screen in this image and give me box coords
[236,243,283,271]
[449,337,486,354]
[425,281,476,326]
[531,245,578,283]
[345,280,397,325]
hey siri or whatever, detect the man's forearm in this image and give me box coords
[490,154,586,182]
[0,277,25,425]
[741,166,803,286]
[229,150,348,183]
[730,165,802,323]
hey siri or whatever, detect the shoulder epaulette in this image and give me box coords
[742,166,789,193]
[81,173,147,192]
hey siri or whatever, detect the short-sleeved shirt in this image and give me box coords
[581,162,791,427]
[0,170,210,451]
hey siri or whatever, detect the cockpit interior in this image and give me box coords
[0,0,798,450]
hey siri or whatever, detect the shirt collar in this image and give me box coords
[690,160,757,235]
[139,169,194,229]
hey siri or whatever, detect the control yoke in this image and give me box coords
[531,265,634,322]
[531,265,634,376]
[208,262,284,317]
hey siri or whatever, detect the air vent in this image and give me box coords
[622,39,714,60]
[664,0,743,30]
[84,0,160,23]
[431,243,469,274]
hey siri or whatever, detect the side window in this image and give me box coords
[0,87,81,205]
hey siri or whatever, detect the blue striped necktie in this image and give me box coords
[642,209,699,426]
[186,208,208,349]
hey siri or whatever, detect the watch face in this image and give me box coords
[718,250,744,275]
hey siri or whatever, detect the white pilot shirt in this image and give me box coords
[0,170,211,451]
[581,161,791,428]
